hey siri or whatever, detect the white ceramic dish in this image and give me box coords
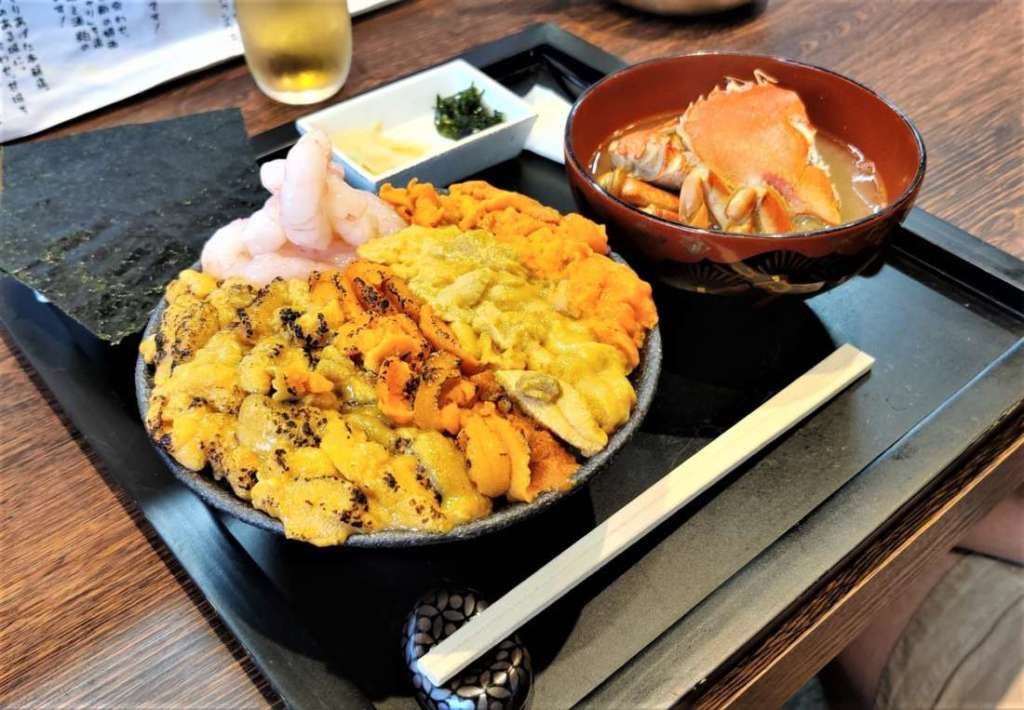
[296,59,538,192]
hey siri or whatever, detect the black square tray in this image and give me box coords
[3,24,1023,710]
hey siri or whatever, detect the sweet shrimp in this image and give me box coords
[199,127,408,284]
[280,130,334,250]
[201,218,251,279]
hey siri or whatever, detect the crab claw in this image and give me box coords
[599,169,680,213]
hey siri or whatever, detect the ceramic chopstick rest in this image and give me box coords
[404,586,532,710]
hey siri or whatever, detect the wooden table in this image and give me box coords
[2,1,1022,707]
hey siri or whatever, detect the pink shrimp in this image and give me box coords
[240,253,336,285]
[325,165,408,246]
[242,195,287,255]
[201,130,407,285]
[280,129,333,249]
[279,240,357,268]
[259,160,285,194]
[238,240,357,285]
[201,218,251,280]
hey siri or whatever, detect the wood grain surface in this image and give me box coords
[0,332,278,708]
[1,1,1022,707]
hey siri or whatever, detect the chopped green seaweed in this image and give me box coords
[434,84,505,140]
[0,110,263,343]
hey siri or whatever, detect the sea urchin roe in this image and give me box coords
[143,262,587,545]
[144,267,495,545]
[358,226,637,434]
[377,180,657,361]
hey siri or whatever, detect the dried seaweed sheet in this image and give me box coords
[0,110,263,342]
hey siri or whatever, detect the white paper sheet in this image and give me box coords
[0,0,400,143]
[523,84,570,164]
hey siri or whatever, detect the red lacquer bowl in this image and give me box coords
[565,53,926,295]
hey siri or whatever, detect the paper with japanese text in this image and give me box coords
[0,0,399,143]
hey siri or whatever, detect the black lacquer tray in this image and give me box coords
[3,24,1023,710]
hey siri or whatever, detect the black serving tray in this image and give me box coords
[3,24,1023,710]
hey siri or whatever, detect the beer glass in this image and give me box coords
[235,0,353,105]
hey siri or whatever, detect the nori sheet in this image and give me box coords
[0,109,264,342]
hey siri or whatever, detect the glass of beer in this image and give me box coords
[234,0,353,105]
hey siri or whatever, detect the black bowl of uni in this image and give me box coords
[135,255,661,548]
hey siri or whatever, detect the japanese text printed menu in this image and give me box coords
[0,0,242,142]
[0,0,399,142]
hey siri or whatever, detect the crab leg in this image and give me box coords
[621,175,678,211]
[608,119,689,189]
[640,205,683,223]
[602,161,795,235]
[599,169,679,212]
[597,168,628,195]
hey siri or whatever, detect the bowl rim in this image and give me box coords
[564,51,928,241]
[135,257,662,547]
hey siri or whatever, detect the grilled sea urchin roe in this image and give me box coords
[321,419,448,532]
[143,267,498,545]
[405,429,492,522]
[144,327,244,462]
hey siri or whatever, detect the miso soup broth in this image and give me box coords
[590,112,888,233]
[812,133,887,225]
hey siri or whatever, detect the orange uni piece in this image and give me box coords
[419,304,480,373]
[376,357,414,425]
